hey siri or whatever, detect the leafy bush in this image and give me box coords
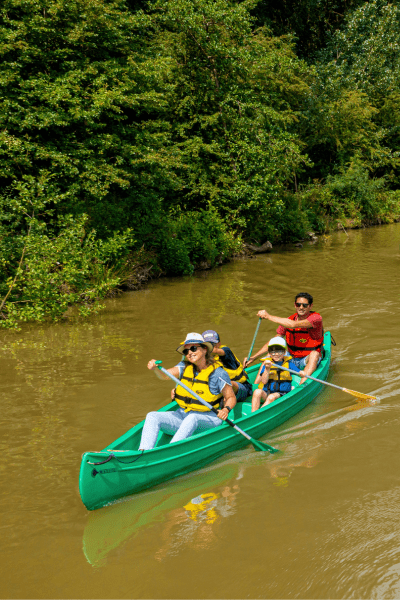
[298,162,400,230]
[157,208,242,276]
[325,163,387,220]
[0,179,135,327]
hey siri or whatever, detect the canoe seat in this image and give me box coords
[232,402,252,419]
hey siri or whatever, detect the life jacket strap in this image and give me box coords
[231,369,248,382]
[287,342,323,352]
[181,374,210,385]
[174,392,221,407]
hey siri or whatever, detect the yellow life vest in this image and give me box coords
[213,345,248,384]
[174,363,223,412]
[261,355,293,381]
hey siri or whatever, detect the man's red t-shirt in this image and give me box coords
[277,312,323,345]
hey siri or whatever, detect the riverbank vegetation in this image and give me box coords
[1,0,400,326]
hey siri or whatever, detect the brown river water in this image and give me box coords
[1,224,400,599]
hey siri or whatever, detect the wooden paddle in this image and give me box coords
[155,361,278,453]
[274,364,379,402]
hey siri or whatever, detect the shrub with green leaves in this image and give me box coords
[298,162,400,231]
[0,180,135,327]
[158,208,242,276]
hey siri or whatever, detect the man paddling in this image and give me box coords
[244,293,324,382]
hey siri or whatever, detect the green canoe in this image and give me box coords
[79,332,332,510]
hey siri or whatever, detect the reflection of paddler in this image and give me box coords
[183,493,219,524]
[154,485,240,560]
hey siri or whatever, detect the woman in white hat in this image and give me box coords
[139,333,237,450]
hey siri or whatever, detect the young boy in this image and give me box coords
[251,337,305,412]
[202,330,253,402]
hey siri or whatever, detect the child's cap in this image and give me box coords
[267,337,287,350]
[202,330,220,344]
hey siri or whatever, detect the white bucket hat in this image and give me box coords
[267,336,287,350]
[176,332,214,354]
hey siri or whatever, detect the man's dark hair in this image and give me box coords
[295,292,313,305]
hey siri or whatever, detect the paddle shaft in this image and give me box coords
[247,317,262,362]
[155,362,277,451]
[274,363,353,392]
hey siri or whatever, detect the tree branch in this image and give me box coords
[0,215,33,315]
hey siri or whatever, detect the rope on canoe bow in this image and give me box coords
[87,450,144,466]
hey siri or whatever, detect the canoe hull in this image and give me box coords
[79,333,332,510]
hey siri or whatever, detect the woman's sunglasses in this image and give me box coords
[182,345,204,355]
[295,302,310,307]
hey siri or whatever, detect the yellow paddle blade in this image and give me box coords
[343,388,379,402]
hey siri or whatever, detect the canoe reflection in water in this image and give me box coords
[83,463,241,566]
[155,481,241,561]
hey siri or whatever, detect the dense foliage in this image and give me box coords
[1,0,400,326]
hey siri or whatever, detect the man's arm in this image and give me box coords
[257,309,313,329]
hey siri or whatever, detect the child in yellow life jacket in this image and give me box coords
[202,330,253,402]
[251,337,305,412]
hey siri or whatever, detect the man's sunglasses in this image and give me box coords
[182,345,204,355]
[295,302,310,307]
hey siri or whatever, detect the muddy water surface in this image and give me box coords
[1,224,400,599]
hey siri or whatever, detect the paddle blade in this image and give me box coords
[343,388,379,402]
[251,439,279,453]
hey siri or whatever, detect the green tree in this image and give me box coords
[0,0,180,236]
[154,0,313,242]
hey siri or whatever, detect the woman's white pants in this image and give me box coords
[139,407,222,450]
